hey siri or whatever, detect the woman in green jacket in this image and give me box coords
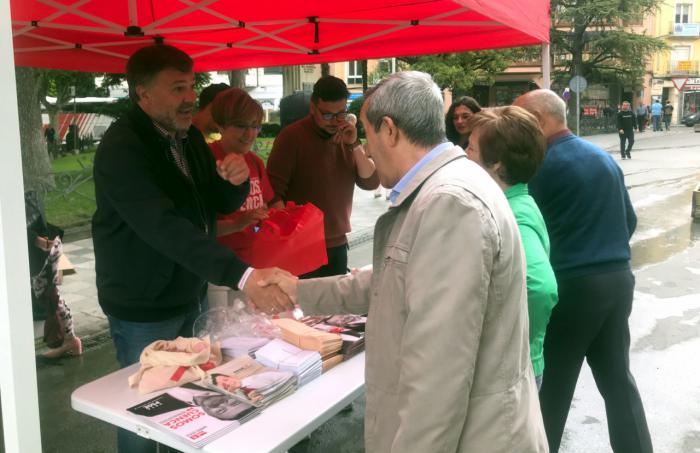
[465,105,558,389]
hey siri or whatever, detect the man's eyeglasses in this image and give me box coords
[319,110,348,121]
[230,123,262,132]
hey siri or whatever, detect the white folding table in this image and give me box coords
[71,353,365,452]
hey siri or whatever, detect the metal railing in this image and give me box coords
[43,155,95,203]
[668,60,699,75]
[669,21,700,37]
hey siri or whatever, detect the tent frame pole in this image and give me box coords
[541,43,551,89]
[0,0,44,450]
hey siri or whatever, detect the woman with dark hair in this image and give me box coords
[445,96,482,148]
[466,105,558,390]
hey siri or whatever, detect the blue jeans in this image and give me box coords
[108,305,204,453]
[652,115,661,131]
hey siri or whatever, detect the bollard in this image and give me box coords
[692,184,700,221]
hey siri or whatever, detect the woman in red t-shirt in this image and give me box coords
[209,88,283,247]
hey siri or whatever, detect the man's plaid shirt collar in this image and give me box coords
[151,120,191,177]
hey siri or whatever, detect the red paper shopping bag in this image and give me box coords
[220,202,328,276]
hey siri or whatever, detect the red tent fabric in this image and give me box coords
[11,0,549,72]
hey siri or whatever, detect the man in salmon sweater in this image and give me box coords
[266,76,379,278]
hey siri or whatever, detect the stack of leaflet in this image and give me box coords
[254,338,322,386]
[272,318,343,359]
[200,355,297,408]
[300,315,366,361]
[219,336,271,359]
[128,379,260,448]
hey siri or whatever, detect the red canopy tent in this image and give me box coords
[11,0,549,72]
[1,1,550,451]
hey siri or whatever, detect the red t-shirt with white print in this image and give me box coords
[209,141,275,250]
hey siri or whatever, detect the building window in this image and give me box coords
[671,45,691,62]
[347,61,362,84]
[676,3,692,23]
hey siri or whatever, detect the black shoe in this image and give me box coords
[627,154,632,159]
[621,156,627,160]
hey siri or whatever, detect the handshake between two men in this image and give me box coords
[242,268,300,315]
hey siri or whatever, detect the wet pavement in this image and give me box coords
[21,127,700,452]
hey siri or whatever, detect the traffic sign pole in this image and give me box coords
[576,90,580,136]
[569,76,588,137]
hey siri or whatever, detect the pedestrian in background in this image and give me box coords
[636,102,648,132]
[651,98,663,131]
[515,89,653,453]
[616,101,636,160]
[663,100,674,131]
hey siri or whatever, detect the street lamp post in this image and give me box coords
[71,85,78,153]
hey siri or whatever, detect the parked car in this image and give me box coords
[682,111,700,126]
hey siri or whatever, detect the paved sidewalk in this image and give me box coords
[37,127,683,348]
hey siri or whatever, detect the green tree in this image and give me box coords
[401,48,540,95]
[16,68,54,193]
[40,70,106,131]
[551,0,666,88]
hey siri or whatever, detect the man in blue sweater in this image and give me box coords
[514,90,652,453]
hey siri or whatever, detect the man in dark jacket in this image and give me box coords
[515,90,652,453]
[616,101,636,159]
[92,44,290,453]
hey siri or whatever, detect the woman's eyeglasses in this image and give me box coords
[230,123,262,132]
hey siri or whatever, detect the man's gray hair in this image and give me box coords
[515,89,568,127]
[364,71,445,147]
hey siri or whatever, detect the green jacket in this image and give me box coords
[505,183,558,377]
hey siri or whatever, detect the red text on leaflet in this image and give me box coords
[164,407,205,429]
[189,429,209,440]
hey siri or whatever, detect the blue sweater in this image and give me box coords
[529,131,636,279]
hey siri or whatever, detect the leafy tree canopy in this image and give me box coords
[400,47,540,95]
[551,0,666,88]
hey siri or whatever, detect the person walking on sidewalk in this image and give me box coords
[616,101,635,159]
[651,98,663,131]
[636,103,649,132]
[514,89,653,453]
[93,44,293,453]
[266,76,379,278]
[663,100,674,131]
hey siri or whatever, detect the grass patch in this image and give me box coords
[254,138,274,163]
[45,180,96,227]
[50,151,95,172]
[45,151,97,227]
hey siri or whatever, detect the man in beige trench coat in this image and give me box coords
[259,71,547,452]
